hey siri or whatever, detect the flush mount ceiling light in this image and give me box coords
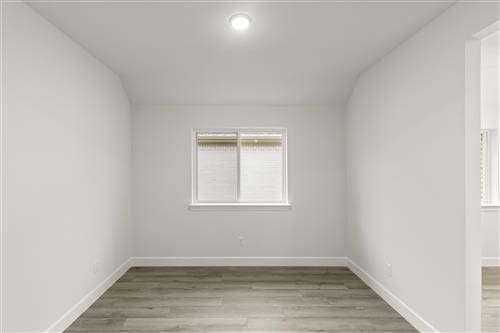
[230,13,251,31]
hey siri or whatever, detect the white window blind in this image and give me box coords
[196,133,237,201]
[240,133,283,202]
[193,128,288,204]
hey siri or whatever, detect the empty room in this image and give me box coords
[1,0,499,332]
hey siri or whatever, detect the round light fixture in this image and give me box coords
[230,13,251,31]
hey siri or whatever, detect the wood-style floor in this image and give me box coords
[65,267,417,332]
[483,267,500,333]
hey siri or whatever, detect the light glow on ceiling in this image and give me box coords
[230,13,251,31]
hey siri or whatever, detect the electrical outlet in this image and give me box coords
[238,236,245,247]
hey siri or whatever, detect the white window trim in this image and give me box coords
[189,203,292,211]
[190,127,290,209]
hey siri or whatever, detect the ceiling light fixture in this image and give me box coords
[230,13,251,31]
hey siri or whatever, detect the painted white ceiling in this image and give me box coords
[29,1,453,105]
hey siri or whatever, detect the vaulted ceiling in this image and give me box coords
[29,1,453,105]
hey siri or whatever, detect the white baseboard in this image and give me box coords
[131,256,348,267]
[45,256,437,333]
[45,258,133,333]
[483,257,500,267]
[347,259,438,333]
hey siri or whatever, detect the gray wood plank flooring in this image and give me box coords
[65,267,417,332]
[483,267,500,333]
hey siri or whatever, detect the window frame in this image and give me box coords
[190,127,290,209]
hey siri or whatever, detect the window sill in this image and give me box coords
[189,203,292,211]
[481,204,500,212]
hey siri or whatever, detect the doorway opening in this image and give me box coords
[467,21,500,333]
[479,23,500,333]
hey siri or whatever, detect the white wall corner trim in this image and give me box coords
[131,256,348,267]
[45,258,133,333]
[346,259,438,333]
[482,257,500,267]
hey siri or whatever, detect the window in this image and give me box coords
[481,129,499,205]
[192,128,288,207]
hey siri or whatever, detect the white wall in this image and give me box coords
[482,209,500,260]
[480,32,499,130]
[132,105,345,260]
[2,3,132,332]
[346,2,498,332]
